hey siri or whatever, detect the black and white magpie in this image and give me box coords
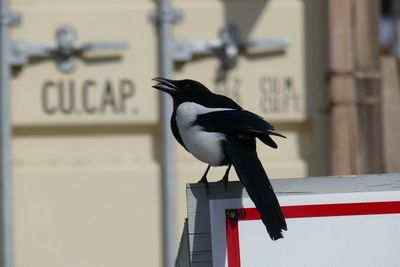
[152,77,287,240]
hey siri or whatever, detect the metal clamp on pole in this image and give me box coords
[0,11,20,27]
[173,23,290,70]
[148,7,182,25]
[10,25,128,72]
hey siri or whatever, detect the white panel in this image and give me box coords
[240,215,400,267]
[210,191,400,267]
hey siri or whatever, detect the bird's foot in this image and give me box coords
[198,175,210,195]
[219,174,229,191]
[219,164,231,191]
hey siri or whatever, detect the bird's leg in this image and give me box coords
[198,165,211,195]
[219,164,232,191]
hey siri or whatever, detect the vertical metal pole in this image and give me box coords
[157,0,176,266]
[0,0,13,266]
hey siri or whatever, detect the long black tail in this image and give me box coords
[224,136,287,240]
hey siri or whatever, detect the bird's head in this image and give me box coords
[152,77,212,104]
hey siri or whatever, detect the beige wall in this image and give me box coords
[10,0,328,266]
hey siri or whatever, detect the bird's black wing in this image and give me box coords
[223,136,287,240]
[205,93,243,109]
[195,109,285,149]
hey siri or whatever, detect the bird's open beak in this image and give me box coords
[152,77,178,94]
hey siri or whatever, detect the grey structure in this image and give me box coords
[177,173,400,266]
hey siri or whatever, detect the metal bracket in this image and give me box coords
[0,11,21,27]
[148,8,183,25]
[173,23,290,70]
[10,25,128,72]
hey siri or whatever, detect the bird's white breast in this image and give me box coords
[175,102,232,166]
